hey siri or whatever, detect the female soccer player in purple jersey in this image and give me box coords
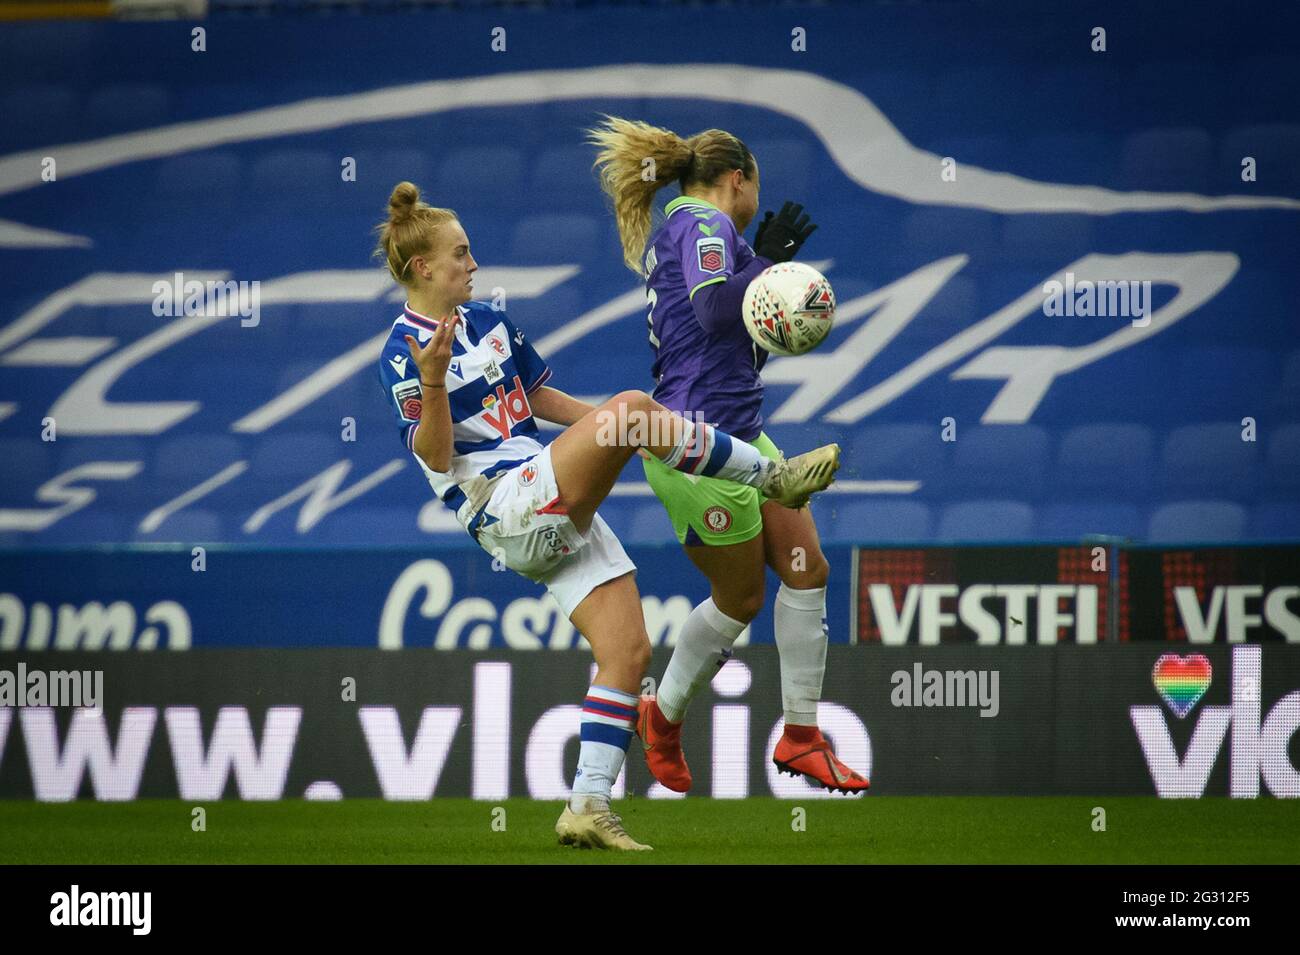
[588,117,870,794]
[374,182,839,849]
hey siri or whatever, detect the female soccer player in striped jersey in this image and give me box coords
[588,117,870,795]
[374,182,840,849]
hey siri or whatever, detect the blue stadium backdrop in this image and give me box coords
[0,0,1298,650]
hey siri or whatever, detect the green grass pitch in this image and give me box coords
[2,797,1295,864]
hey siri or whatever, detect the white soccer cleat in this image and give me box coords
[760,443,841,509]
[555,804,653,851]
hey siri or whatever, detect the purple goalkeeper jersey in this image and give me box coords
[643,194,768,441]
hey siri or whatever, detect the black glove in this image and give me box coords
[752,201,817,263]
[751,210,774,252]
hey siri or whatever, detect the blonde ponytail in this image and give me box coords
[586,115,755,274]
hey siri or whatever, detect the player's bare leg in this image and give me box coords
[547,390,839,534]
[555,573,653,850]
[763,501,868,794]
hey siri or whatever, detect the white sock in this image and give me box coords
[569,684,637,811]
[657,597,747,723]
[656,419,771,487]
[775,583,828,726]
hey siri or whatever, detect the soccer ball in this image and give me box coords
[742,262,836,357]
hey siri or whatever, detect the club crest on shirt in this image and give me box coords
[391,378,423,422]
[487,334,507,357]
[696,236,725,274]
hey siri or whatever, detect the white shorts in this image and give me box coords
[462,445,636,618]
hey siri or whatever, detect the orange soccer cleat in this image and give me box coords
[635,695,692,793]
[773,729,870,795]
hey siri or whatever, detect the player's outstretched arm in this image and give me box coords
[403,314,458,473]
[528,386,596,427]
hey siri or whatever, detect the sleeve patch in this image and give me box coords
[392,379,423,422]
[696,236,726,274]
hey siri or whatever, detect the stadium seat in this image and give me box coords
[1158,422,1260,499]
[84,83,173,137]
[177,82,267,121]
[592,497,639,541]
[1127,62,1229,127]
[901,208,1000,261]
[819,499,933,544]
[745,138,816,199]
[1001,215,1096,267]
[1120,127,1214,192]
[1036,501,1143,541]
[1,85,79,149]
[1171,346,1277,419]
[889,273,980,349]
[249,431,344,481]
[134,508,225,542]
[338,149,437,213]
[1053,423,1156,499]
[505,285,586,340]
[529,145,605,212]
[314,506,420,544]
[1147,500,1247,543]
[626,501,676,544]
[273,360,367,423]
[950,425,1051,500]
[249,148,338,199]
[1248,503,1300,541]
[436,147,526,210]
[55,438,151,474]
[0,438,55,491]
[936,500,1034,542]
[153,152,245,213]
[152,434,246,482]
[1276,350,1300,414]
[1220,121,1300,192]
[933,65,1028,138]
[509,214,603,266]
[39,510,129,544]
[841,423,952,495]
[1018,130,1119,186]
[1264,424,1300,493]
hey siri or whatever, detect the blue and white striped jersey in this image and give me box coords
[378,301,552,517]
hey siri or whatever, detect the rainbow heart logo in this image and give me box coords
[1152,654,1212,719]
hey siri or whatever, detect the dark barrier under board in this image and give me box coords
[2,645,1297,799]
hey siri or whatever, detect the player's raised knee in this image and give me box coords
[605,389,652,415]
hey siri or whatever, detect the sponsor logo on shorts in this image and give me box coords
[542,526,570,556]
[703,505,733,533]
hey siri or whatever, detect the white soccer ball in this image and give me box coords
[742,262,836,357]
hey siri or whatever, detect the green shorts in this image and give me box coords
[641,432,781,547]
